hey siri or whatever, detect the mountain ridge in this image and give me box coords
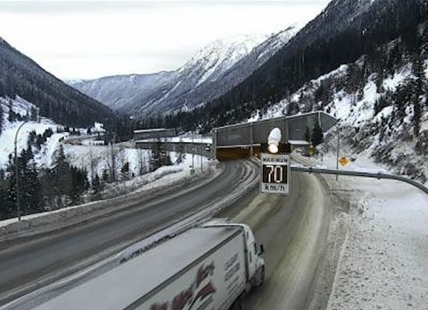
[0,36,115,128]
[189,0,428,182]
[175,0,427,130]
[70,29,298,118]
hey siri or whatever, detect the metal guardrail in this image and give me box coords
[291,166,428,195]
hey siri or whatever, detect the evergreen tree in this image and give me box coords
[0,167,15,220]
[38,146,89,208]
[107,142,118,183]
[413,96,422,136]
[0,179,13,220]
[311,120,324,147]
[374,93,391,116]
[21,162,42,216]
[286,101,299,116]
[2,145,43,218]
[20,145,42,215]
[6,154,17,217]
[412,55,425,135]
[8,99,15,123]
[91,174,103,196]
[43,128,54,139]
[52,145,72,208]
[102,169,109,183]
[0,104,3,135]
[121,162,130,181]
[40,168,55,210]
[421,25,428,58]
[69,166,89,204]
[30,106,38,122]
[394,82,412,122]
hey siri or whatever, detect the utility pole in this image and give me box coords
[191,131,195,174]
[336,125,340,181]
[14,121,29,221]
[89,142,94,182]
[199,125,203,173]
[110,133,117,182]
[200,135,203,173]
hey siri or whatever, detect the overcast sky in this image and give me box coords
[0,1,331,80]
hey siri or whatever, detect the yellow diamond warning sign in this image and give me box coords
[339,156,350,167]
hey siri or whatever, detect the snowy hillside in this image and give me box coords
[67,72,173,111]
[71,28,298,118]
[0,94,213,221]
[128,28,299,117]
[1,96,106,172]
[254,54,428,184]
[0,36,114,128]
[0,96,67,169]
[177,34,268,87]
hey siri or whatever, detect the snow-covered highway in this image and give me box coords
[218,167,333,310]
[0,160,258,307]
[0,153,337,310]
[4,152,420,310]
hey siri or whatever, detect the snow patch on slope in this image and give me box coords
[250,52,428,184]
[180,34,268,87]
[259,60,414,127]
[0,96,67,169]
[0,96,107,171]
[383,63,413,90]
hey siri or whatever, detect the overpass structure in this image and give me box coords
[133,112,337,161]
[133,128,177,140]
[212,112,337,160]
[134,140,212,158]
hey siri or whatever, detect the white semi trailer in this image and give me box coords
[34,222,265,310]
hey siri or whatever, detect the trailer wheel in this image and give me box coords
[256,266,265,286]
[231,295,245,310]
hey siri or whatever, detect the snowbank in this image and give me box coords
[303,152,428,310]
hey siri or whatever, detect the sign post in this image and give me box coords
[260,143,291,195]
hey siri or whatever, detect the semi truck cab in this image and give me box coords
[203,222,265,288]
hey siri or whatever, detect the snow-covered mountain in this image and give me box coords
[67,72,173,111]
[182,0,427,182]
[125,33,270,117]
[176,34,268,87]
[71,28,298,118]
[0,36,114,128]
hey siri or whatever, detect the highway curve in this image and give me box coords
[0,160,255,306]
[218,170,333,310]
[1,160,336,310]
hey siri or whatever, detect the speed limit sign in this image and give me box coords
[260,153,290,195]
